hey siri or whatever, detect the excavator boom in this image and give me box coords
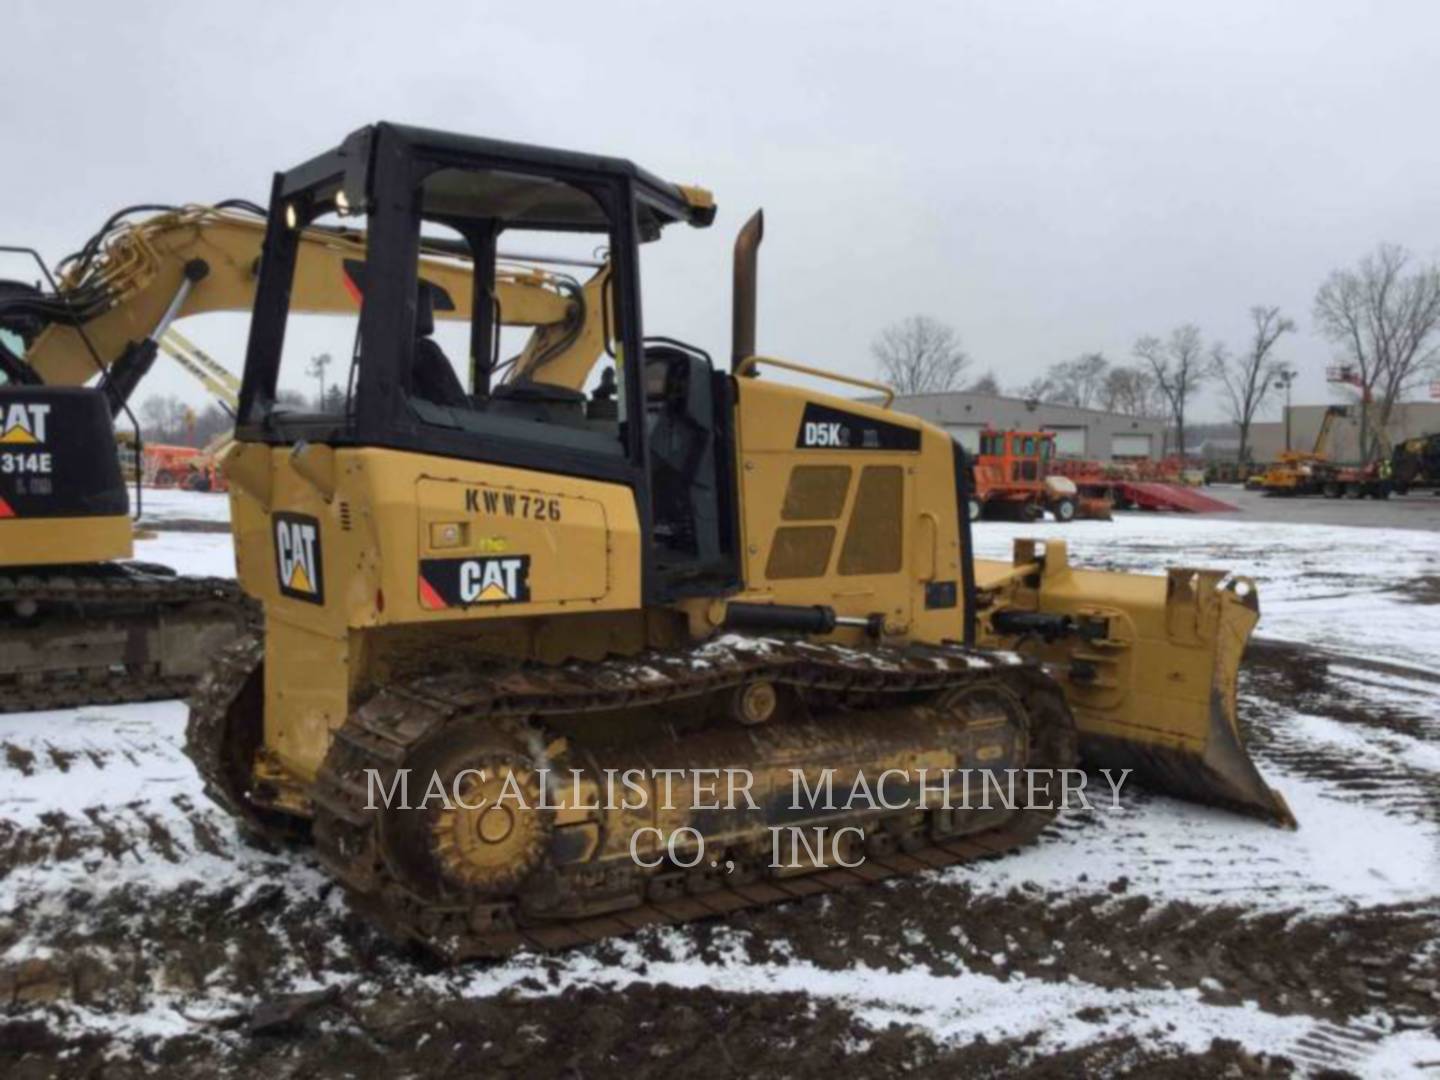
[10,204,597,393]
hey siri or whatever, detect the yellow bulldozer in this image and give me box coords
[184,123,1292,958]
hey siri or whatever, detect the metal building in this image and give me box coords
[1248,401,1440,463]
[888,391,1168,460]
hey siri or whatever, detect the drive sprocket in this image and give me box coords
[423,732,554,894]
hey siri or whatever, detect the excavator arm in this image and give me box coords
[4,204,603,395]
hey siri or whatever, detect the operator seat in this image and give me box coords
[410,284,469,409]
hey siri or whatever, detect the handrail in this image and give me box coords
[735,354,895,408]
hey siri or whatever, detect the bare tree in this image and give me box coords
[1098,365,1162,417]
[871,315,970,395]
[1045,352,1109,408]
[1314,244,1440,461]
[1133,325,1209,456]
[192,403,232,446]
[1212,306,1294,463]
[1137,367,1166,416]
[1012,373,1054,402]
[138,394,193,443]
[138,395,172,437]
[968,369,1001,395]
[1008,353,1109,407]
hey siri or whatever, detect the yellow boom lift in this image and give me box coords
[186,124,1294,959]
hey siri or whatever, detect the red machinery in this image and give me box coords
[141,442,228,492]
[1319,366,1392,499]
[143,444,202,488]
[969,429,1109,521]
[1049,458,1239,513]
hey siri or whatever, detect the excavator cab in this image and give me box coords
[0,264,134,562]
[0,282,251,709]
[0,385,133,559]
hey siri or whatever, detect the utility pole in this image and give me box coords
[307,352,333,412]
[1273,367,1296,451]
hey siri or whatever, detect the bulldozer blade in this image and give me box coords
[1077,676,1298,828]
[978,539,1296,828]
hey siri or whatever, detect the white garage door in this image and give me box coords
[1111,433,1154,459]
[946,424,984,452]
[1045,426,1086,456]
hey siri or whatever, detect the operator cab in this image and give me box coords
[979,429,1051,483]
[237,123,738,599]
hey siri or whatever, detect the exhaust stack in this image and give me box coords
[731,210,764,370]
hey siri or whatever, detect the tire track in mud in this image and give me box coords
[1281,943,1440,1077]
[0,714,217,874]
[1284,1018,1388,1075]
[684,869,1440,1028]
[0,799,211,873]
[1022,804,1343,907]
[1240,640,1440,829]
[0,979,1313,1079]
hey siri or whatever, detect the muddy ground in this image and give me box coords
[1,639,1436,1078]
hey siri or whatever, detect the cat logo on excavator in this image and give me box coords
[0,403,50,444]
[274,513,323,604]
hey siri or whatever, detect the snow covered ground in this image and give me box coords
[135,487,231,526]
[2,492,1437,1075]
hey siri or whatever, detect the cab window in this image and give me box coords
[398,166,631,461]
[255,162,637,465]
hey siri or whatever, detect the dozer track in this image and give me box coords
[0,562,256,713]
[189,633,1077,960]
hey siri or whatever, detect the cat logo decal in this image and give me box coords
[274,513,324,604]
[0,403,50,444]
[418,555,531,609]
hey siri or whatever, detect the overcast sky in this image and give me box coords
[6,0,1439,418]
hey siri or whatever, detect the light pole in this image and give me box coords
[308,352,333,412]
[1273,368,1296,452]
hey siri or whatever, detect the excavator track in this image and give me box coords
[0,562,256,713]
[189,635,1077,960]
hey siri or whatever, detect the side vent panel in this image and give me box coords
[780,465,852,521]
[838,465,903,576]
[766,525,836,579]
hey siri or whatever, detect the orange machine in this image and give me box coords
[970,429,1106,521]
[142,440,229,491]
[143,444,202,488]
